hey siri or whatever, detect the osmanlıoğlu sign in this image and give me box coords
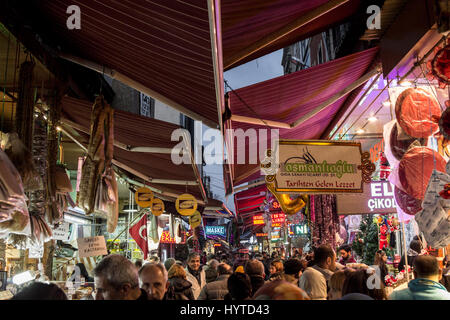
[265,140,375,194]
[336,181,398,215]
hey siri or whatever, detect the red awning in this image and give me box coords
[61,97,207,201]
[33,0,222,128]
[227,47,379,185]
[222,0,361,70]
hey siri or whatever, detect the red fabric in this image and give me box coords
[395,88,441,138]
[129,214,148,259]
[35,0,220,125]
[398,147,447,200]
[222,0,361,70]
[227,47,379,185]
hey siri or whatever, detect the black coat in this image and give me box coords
[165,277,195,300]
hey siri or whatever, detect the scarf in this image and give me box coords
[188,266,201,286]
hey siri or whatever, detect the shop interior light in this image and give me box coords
[400,80,412,87]
[383,100,391,107]
[368,116,377,122]
[122,204,138,213]
[356,129,365,134]
[12,271,35,285]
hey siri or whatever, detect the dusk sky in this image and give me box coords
[224,49,284,90]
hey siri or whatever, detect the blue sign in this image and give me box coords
[205,226,226,237]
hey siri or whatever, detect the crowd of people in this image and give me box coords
[9,240,450,300]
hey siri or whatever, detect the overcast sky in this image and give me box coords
[224,49,284,90]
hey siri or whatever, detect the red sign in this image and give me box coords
[160,231,176,244]
[253,215,265,225]
[272,201,280,209]
[271,213,285,225]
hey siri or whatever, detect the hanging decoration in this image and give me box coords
[426,39,450,90]
[188,211,202,229]
[374,215,399,250]
[310,194,339,249]
[77,95,118,233]
[150,198,164,216]
[134,186,154,208]
[394,88,441,139]
[394,186,422,215]
[414,168,450,248]
[398,147,446,200]
[46,88,64,226]
[175,193,197,216]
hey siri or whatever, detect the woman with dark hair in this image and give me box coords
[11,282,67,300]
[341,268,387,300]
[440,255,450,292]
[374,250,389,282]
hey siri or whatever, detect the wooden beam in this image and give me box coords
[290,66,381,128]
[224,0,350,69]
[59,53,219,129]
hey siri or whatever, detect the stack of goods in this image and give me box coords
[78,95,118,233]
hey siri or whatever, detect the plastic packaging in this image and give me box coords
[394,186,422,216]
[395,88,441,138]
[398,147,447,200]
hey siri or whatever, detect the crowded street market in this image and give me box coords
[0,0,449,307]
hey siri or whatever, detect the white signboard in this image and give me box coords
[52,222,70,241]
[336,181,398,215]
[77,236,108,258]
[140,93,152,117]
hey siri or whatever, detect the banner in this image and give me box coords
[266,140,374,194]
[129,214,149,259]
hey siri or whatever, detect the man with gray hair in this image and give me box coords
[93,254,147,300]
[139,263,168,300]
[245,259,266,295]
[185,252,206,299]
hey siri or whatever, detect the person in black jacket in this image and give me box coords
[398,240,422,273]
[165,263,195,300]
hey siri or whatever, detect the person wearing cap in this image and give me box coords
[283,258,306,287]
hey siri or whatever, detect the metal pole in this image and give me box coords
[401,221,410,282]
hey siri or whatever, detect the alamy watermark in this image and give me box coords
[367,5,381,30]
[170,121,279,175]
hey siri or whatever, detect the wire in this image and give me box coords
[224,79,272,130]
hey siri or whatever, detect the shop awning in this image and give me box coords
[60,96,208,202]
[226,47,379,186]
[25,0,223,129]
[222,0,361,70]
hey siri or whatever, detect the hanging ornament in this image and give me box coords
[394,186,422,216]
[176,193,197,216]
[398,147,447,200]
[395,88,441,139]
[427,40,450,88]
